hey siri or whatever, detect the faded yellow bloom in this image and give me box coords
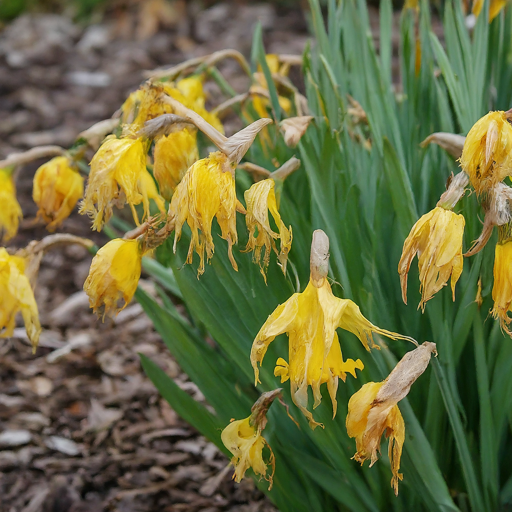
[84,238,143,318]
[80,137,165,231]
[33,156,84,231]
[0,168,22,242]
[122,79,223,134]
[244,179,292,279]
[168,151,240,276]
[221,416,274,488]
[0,248,41,351]
[251,272,410,428]
[347,342,436,495]
[399,206,465,310]
[460,111,512,194]
[153,128,199,200]
[491,240,512,335]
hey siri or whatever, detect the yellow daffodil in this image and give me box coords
[80,137,165,231]
[84,238,143,318]
[221,416,274,488]
[244,178,292,279]
[33,156,84,231]
[399,206,465,311]
[491,239,512,335]
[168,151,240,275]
[153,128,199,200]
[460,111,512,194]
[347,341,437,495]
[251,230,413,428]
[0,248,41,351]
[221,390,279,489]
[0,167,22,242]
[122,79,223,134]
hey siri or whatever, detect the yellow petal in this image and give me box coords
[168,151,238,275]
[84,239,142,318]
[0,168,22,242]
[33,156,84,231]
[0,248,41,350]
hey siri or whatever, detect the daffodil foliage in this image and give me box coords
[135,1,512,510]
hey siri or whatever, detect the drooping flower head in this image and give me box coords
[162,114,272,276]
[244,178,292,280]
[251,230,415,428]
[0,167,22,242]
[84,238,143,319]
[491,237,512,335]
[168,151,240,275]
[80,137,165,231]
[347,341,437,495]
[33,156,84,231]
[0,248,41,351]
[153,128,199,200]
[460,111,512,195]
[221,390,279,489]
[399,206,465,310]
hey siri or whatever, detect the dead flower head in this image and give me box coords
[460,111,512,195]
[33,156,84,232]
[244,178,292,280]
[80,137,165,231]
[346,341,437,495]
[84,238,143,319]
[0,167,22,243]
[251,230,416,429]
[0,248,41,351]
[221,390,279,489]
[153,128,199,200]
[399,206,465,310]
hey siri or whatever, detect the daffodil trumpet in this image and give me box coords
[346,341,437,495]
[251,230,417,429]
[221,390,280,489]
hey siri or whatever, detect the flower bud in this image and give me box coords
[0,167,22,242]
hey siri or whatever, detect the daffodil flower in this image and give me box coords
[251,230,415,428]
[244,178,292,279]
[0,248,41,351]
[399,206,465,310]
[347,341,437,495]
[33,156,84,231]
[460,111,512,195]
[492,238,512,335]
[80,137,165,231]
[0,167,22,242]
[84,238,143,318]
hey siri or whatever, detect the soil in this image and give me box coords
[0,2,308,511]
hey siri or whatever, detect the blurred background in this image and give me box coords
[0,1,308,511]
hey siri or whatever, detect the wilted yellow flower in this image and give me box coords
[460,111,512,194]
[399,206,465,310]
[80,137,165,231]
[244,178,292,279]
[153,128,199,200]
[33,156,84,231]
[221,416,274,488]
[252,230,412,428]
[0,167,22,242]
[84,238,143,318]
[168,151,240,275]
[122,79,223,134]
[0,248,41,351]
[491,239,512,335]
[347,342,437,495]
